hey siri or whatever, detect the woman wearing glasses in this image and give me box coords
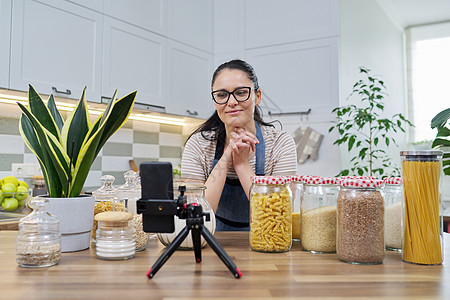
[181,59,297,231]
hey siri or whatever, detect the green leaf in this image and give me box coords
[385,137,390,146]
[47,94,64,133]
[431,108,450,129]
[432,138,450,148]
[348,135,356,151]
[374,137,379,146]
[437,127,450,138]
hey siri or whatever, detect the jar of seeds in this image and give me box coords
[16,197,61,268]
[382,177,403,251]
[337,177,385,264]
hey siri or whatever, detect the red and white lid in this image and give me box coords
[289,175,304,183]
[383,177,402,185]
[341,177,383,188]
[302,175,340,185]
[251,176,289,185]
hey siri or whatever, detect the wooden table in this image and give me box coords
[1,231,449,300]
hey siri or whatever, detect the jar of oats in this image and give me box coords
[300,176,340,253]
[382,177,403,252]
[250,176,292,253]
[337,177,385,264]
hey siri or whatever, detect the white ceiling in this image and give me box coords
[376,0,450,29]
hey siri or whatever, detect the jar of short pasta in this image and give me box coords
[290,175,303,241]
[250,176,292,253]
[400,150,443,265]
[337,177,385,264]
[300,176,340,253]
[382,177,403,252]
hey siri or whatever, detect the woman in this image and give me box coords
[181,59,297,231]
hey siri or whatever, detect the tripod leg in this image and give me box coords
[147,226,190,279]
[200,226,242,279]
[191,226,202,263]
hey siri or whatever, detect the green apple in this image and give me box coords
[18,180,29,190]
[3,176,19,187]
[0,190,4,202]
[15,186,29,201]
[2,197,18,211]
[18,199,25,208]
[2,183,17,197]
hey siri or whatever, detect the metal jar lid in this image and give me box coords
[400,150,443,161]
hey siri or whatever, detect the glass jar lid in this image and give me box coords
[95,211,133,226]
[303,176,340,185]
[341,177,383,188]
[383,177,402,185]
[251,175,289,185]
[400,150,443,161]
[289,175,304,183]
[20,197,59,227]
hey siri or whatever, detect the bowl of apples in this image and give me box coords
[0,176,30,212]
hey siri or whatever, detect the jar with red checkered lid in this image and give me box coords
[300,176,340,253]
[382,177,403,251]
[289,175,303,241]
[337,177,385,264]
[249,176,292,252]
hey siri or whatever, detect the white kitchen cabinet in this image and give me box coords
[167,0,213,53]
[10,0,103,102]
[103,0,166,35]
[66,0,104,12]
[246,37,339,121]
[166,40,214,119]
[0,0,12,89]
[102,16,166,109]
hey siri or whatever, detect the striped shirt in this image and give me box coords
[181,125,297,181]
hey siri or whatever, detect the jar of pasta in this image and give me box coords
[337,177,385,264]
[300,176,340,253]
[250,176,292,253]
[400,150,443,265]
[382,177,403,252]
[290,175,303,242]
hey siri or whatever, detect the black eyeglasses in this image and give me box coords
[211,87,252,104]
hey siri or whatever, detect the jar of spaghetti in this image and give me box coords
[250,176,292,253]
[400,150,443,265]
[337,177,385,264]
[382,177,403,251]
[300,176,340,253]
[290,175,303,241]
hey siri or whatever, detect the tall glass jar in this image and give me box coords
[290,175,303,241]
[95,211,136,260]
[157,184,216,250]
[250,176,292,253]
[91,175,124,243]
[337,177,385,264]
[400,150,443,265]
[300,176,340,253]
[16,197,61,268]
[382,177,403,251]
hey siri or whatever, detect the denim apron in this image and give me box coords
[211,122,265,231]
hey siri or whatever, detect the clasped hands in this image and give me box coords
[225,128,259,167]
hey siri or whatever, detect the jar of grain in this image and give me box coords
[290,175,303,241]
[250,176,292,253]
[400,150,443,265]
[300,176,340,253]
[16,197,61,268]
[337,177,385,264]
[95,211,136,260]
[382,177,403,251]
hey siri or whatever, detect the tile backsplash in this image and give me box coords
[0,116,188,192]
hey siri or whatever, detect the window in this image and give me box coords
[406,22,450,143]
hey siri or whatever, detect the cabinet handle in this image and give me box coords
[52,87,71,95]
[186,110,198,116]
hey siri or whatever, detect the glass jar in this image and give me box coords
[382,177,403,251]
[157,184,216,250]
[32,175,47,197]
[95,211,136,260]
[290,175,303,242]
[337,177,385,264]
[249,176,292,253]
[400,150,443,265]
[300,176,340,253]
[117,171,151,251]
[91,175,124,243]
[16,197,61,268]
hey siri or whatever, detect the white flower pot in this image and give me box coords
[45,195,95,252]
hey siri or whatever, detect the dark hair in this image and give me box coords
[189,59,273,142]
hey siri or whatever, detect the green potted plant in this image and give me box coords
[431,107,450,176]
[329,67,413,178]
[18,85,136,251]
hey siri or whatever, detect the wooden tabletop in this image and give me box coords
[0,231,449,300]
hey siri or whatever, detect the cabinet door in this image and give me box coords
[102,16,166,109]
[167,0,213,53]
[0,0,11,88]
[166,41,213,119]
[104,0,166,35]
[10,0,103,102]
[66,0,104,12]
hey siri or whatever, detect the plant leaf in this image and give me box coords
[28,85,61,141]
[47,94,64,133]
[431,108,450,129]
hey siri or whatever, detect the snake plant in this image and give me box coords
[18,85,136,197]
[431,108,450,176]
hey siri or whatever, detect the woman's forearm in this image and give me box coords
[234,163,255,201]
[204,156,230,212]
